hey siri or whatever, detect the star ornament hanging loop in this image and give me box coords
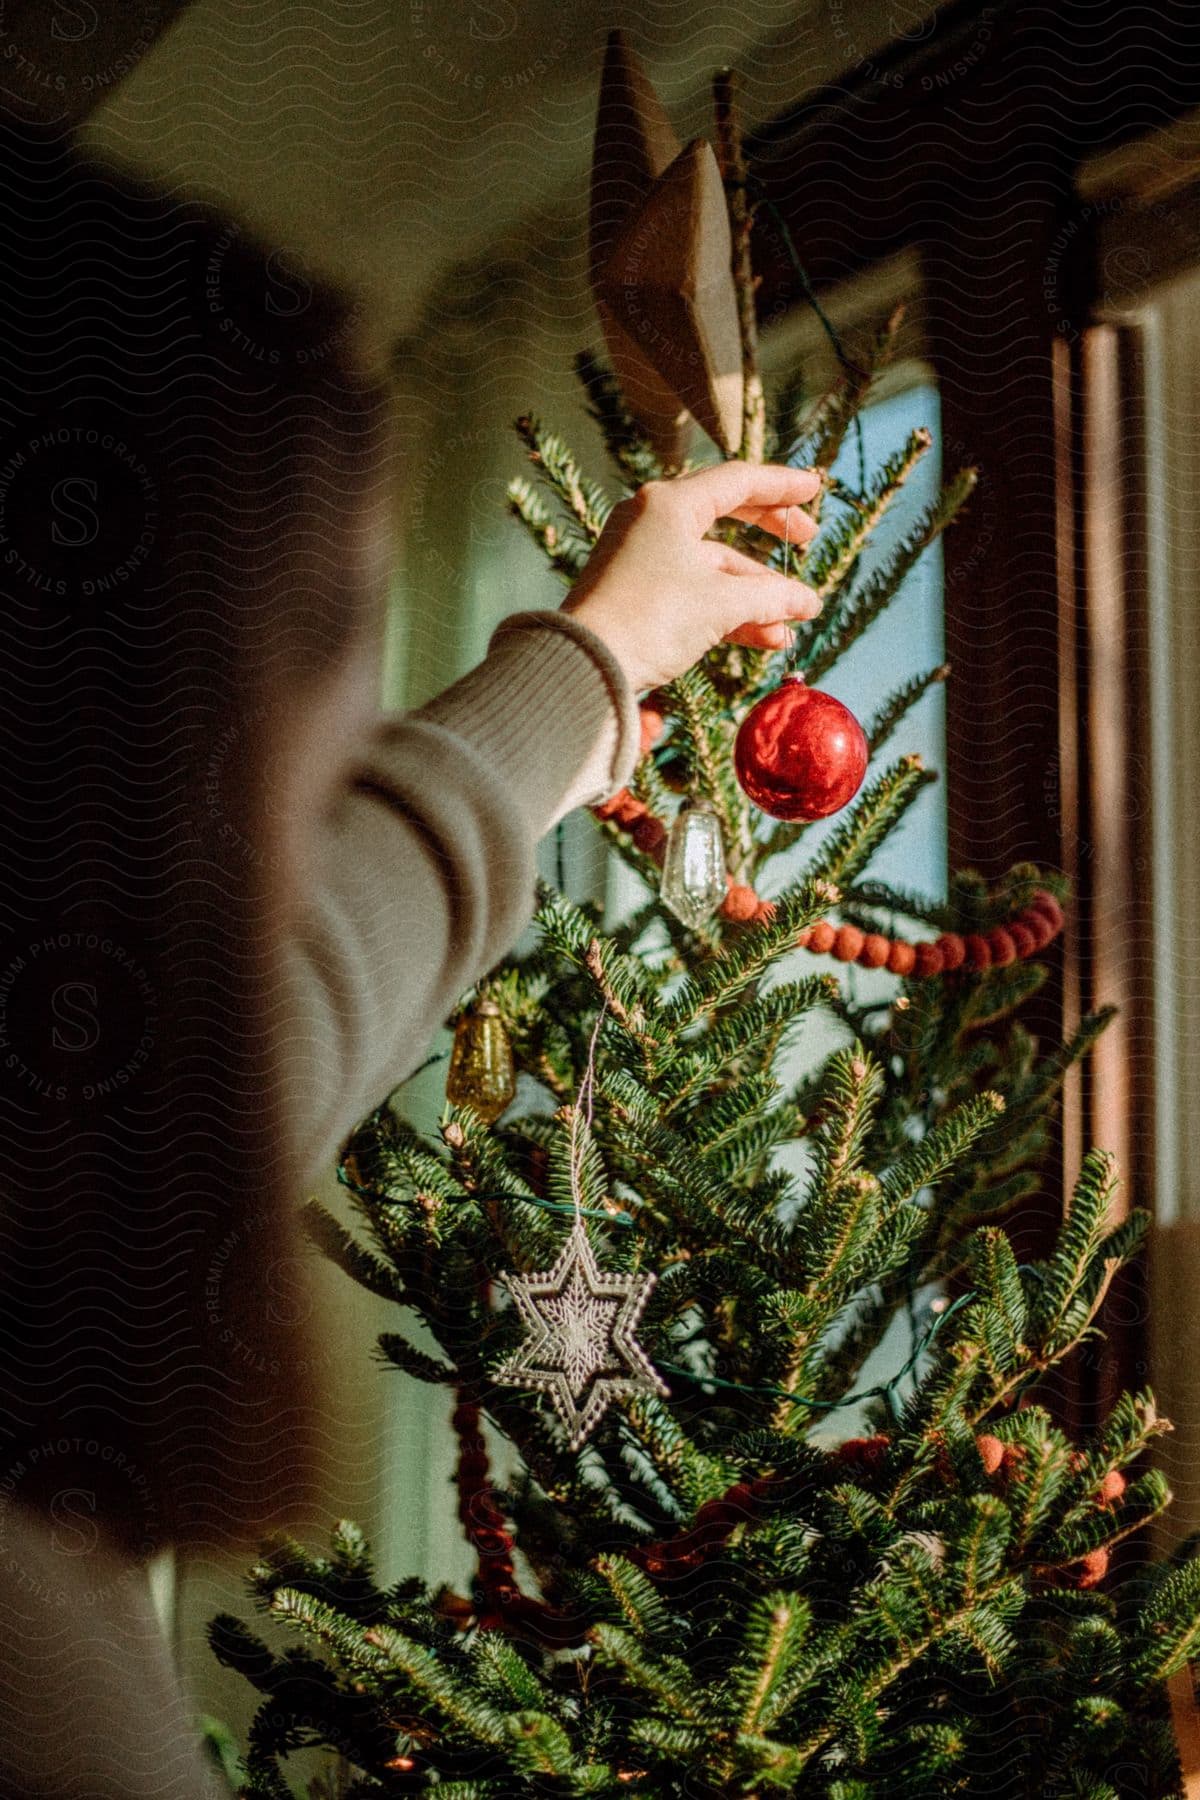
[495,1219,668,1451]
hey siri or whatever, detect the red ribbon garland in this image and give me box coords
[446,1387,585,1646]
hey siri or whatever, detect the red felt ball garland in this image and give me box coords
[590,706,1066,978]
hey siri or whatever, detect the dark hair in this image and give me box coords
[0,121,394,1553]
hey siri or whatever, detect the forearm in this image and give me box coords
[281,612,639,1185]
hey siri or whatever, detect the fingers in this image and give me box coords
[724,621,792,650]
[736,503,820,542]
[670,461,822,535]
[706,543,822,621]
[710,541,811,585]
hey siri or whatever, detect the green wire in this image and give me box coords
[658,1288,975,1416]
[745,178,869,495]
[335,1175,1027,1421]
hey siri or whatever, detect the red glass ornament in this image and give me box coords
[734,675,868,821]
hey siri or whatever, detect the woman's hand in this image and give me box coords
[562,462,823,693]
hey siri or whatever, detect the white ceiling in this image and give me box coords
[81,0,930,342]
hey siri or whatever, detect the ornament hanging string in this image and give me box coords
[491,994,666,1446]
[568,999,608,1231]
[781,504,803,675]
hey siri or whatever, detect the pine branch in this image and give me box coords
[664,663,745,858]
[534,886,662,1036]
[471,1635,548,1711]
[1032,1150,1126,1349]
[1134,1556,1200,1681]
[574,348,664,486]
[545,1099,609,1215]
[584,938,658,1060]
[631,739,679,824]
[798,468,977,684]
[360,1622,510,1746]
[790,1575,1025,1775]
[936,1158,1149,1429]
[731,1594,812,1734]
[1067,1390,1169,1500]
[593,1554,673,1642]
[591,1624,709,1723]
[1041,1466,1171,1563]
[377,1335,459,1384]
[880,1092,1006,1208]
[808,757,935,891]
[965,1226,1030,1375]
[344,1107,458,1203]
[208,1615,280,1692]
[866,663,950,756]
[506,476,591,581]
[303,1201,412,1305]
[656,975,834,1106]
[1002,1008,1117,1137]
[269,1589,391,1687]
[837,876,958,933]
[662,886,838,1030]
[515,412,613,541]
[765,358,811,464]
[598,1066,785,1264]
[802,429,933,598]
[786,307,903,473]
[504,1711,592,1780]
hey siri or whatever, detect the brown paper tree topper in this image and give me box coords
[588,30,744,460]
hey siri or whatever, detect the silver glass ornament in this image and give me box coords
[660,800,726,929]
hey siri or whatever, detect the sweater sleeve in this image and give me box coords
[279,609,640,1186]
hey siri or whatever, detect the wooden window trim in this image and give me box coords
[746,0,1200,1421]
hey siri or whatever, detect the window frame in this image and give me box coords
[745,0,1200,1426]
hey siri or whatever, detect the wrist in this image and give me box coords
[561,597,646,694]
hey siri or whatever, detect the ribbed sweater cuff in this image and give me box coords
[490,610,640,785]
[411,607,640,839]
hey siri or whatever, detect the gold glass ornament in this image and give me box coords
[446,998,516,1123]
[660,799,726,929]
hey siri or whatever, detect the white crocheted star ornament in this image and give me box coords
[495,1220,668,1449]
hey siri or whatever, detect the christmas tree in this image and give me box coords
[210,53,1200,1800]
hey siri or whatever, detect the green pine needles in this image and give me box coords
[212,295,1198,1800]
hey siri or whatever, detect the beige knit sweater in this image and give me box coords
[0,610,638,1800]
[0,113,647,1798]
